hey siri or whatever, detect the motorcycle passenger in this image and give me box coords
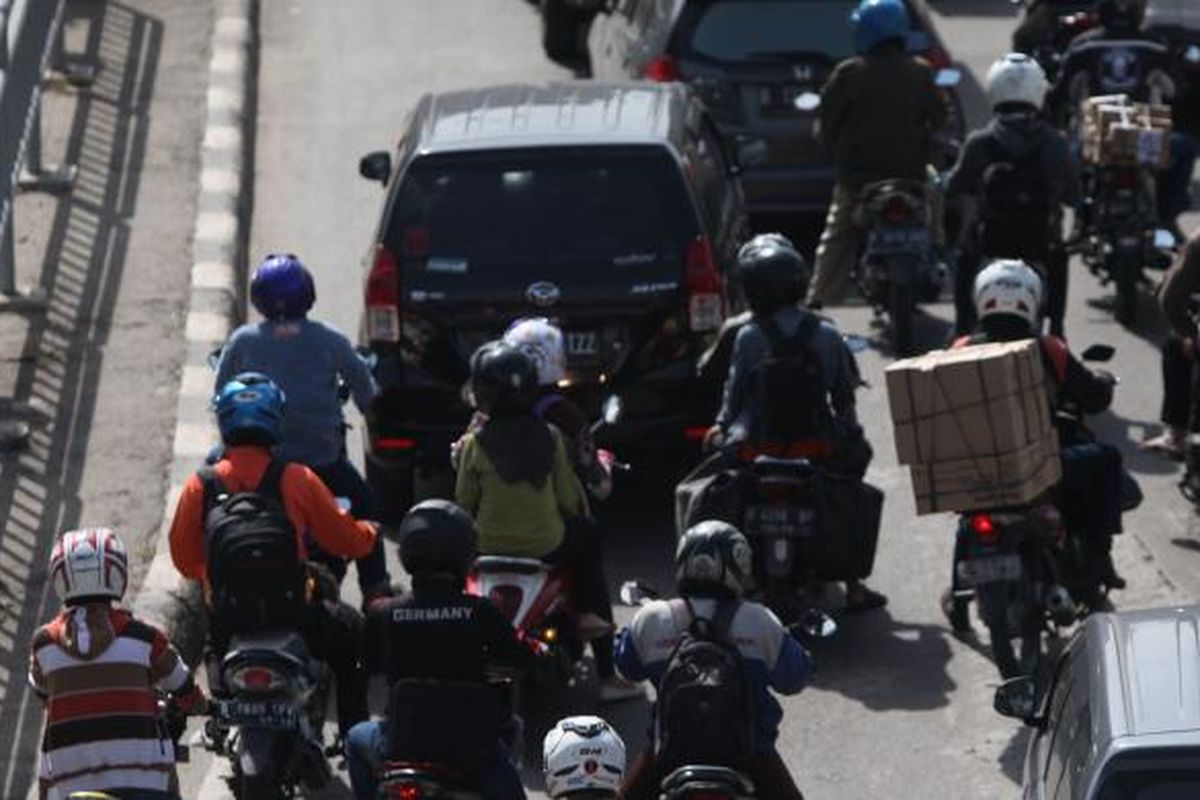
[960,260,1126,590]
[168,372,377,738]
[454,342,642,702]
[617,522,812,800]
[1050,0,1197,236]
[30,529,206,800]
[946,53,1080,337]
[347,500,530,800]
[543,716,627,799]
[705,235,886,612]
[1142,226,1200,460]
[807,0,947,307]
[215,253,391,607]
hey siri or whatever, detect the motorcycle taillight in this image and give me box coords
[882,196,912,225]
[488,585,524,622]
[387,783,422,800]
[228,665,286,693]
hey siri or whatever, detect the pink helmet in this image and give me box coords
[50,528,129,603]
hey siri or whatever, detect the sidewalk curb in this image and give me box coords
[131,0,257,658]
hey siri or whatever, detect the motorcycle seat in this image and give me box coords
[660,765,755,796]
[225,631,311,665]
[473,555,547,574]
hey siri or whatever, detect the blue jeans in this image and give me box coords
[345,720,525,800]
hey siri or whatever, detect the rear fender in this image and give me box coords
[237,727,285,778]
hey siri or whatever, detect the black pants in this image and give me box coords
[210,599,369,737]
[543,516,616,677]
[309,457,391,595]
[1160,336,1200,430]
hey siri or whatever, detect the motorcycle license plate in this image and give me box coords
[956,554,1021,587]
[870,227,928,253]
[746,505,815,538]
[218,699,298,731]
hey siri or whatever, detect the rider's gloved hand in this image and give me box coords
[702,425,725,452]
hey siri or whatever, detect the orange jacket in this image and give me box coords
[169,445,376,584]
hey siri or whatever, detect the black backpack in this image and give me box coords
[200,458,307,635]
[746,315,832,443]
[977,136,1052,261]
[655,598,755,775]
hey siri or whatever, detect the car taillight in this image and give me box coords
[229,665,285,693]
[923,47,951,71]
[366,244,401,342]
[488,585,524,622]
[970,513,998,543]
[686,236,723,333]
[644,55,680,82]
[882,196,912,224]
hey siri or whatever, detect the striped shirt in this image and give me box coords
[28,605,191,800]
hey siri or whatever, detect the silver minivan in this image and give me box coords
[995,605,1200,799]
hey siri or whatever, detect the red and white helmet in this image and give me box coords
[543,716,626,798]
[50,528,129,603]
[973,259,1043,328]
[504,317,567,387]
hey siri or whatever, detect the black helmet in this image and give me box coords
[469,341,539,415]
[398,499,479,578]
[1097,0,1145,28]
[736,234,810,316]
[675,520,754,599]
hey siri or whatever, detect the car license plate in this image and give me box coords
[218,699,298,731]
[565,330,598,358]
[746,505,815,538]
[870,227,928,252]
[760,84,816,119]
[956,554,1021,587]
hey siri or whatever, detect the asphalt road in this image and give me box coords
[180,0,1200,798]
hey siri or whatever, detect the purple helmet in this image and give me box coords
[250,253,316,320]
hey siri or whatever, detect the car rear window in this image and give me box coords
[1097,750,1200,799]
[387,147,696,288]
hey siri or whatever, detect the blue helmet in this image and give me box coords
[852,0,910,54]
[250,253,316,320]
[214,372,286,445]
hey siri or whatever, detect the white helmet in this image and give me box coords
[986,53,1049,111]
[543,716,626,798]
[973,259,1044,328]
[504,317,566,387]
[50,528,129,604]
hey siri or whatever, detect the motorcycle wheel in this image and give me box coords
[234,772,285,800]
[1113,249,1138,327]
[940,588,970,634]
[889,280,916,357]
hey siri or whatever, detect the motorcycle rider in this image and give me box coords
[543,716,627,799]
[347,500,530,800]
[946,53,1080,337]
[30,528,206,800]
[807,0,947,307]
[168,372,377,739]
[1013,0,1098,61]
[1142,226,1200,460]
[1050,0,1197,237]
[215,253,391,607]
[617,521,812,800]
[454,342,642,701]
[958,260,1126,591]
[705,235,886,612]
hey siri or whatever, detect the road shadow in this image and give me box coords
[809,608,957,711]
[0,3,162,797]
[1171,536,1200,553]
[998,724,1033,785]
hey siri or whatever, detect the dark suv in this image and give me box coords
[357,82,750,518]
[586,0,966,214]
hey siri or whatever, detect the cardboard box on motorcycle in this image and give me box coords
[885,339,1062,515]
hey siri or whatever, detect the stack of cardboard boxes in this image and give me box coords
[1080,94,1173,170]
[886,340,1061,515]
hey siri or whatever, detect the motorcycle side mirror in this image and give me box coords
[843,334,871,354]
[335,496,352,512]
[1080,344,1115,363]
[619,580,660,607]
[793,608,838,639]
[935,67,963,88]
[993,676,1042,726]
[206,347,222,372]
[355,345,379,371]
[793,92,821,112]
[359,150,392,184]
[602,394,624,426]
[1185,45,1200,65]
[1154,228,1178,252]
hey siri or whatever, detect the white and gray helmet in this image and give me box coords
[543,716,626,798]
[973,259,1044,328]
[986,53,1049,111]
[675,520,754,598]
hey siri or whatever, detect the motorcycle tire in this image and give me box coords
[940,587,970,634]
[988,623,1020,680]
[1113,250,1138,327]
[234,772,286,800]
[540,0,590,64]
[889,280,916,357]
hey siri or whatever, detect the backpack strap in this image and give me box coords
[255,456,288,503]
[710,600,741,645]
[197,465,226,518]
[760,313,820,359]
[1039,335,1070,386]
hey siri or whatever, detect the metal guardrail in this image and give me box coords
[0,0,74,305]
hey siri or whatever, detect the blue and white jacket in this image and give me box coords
[615,596,811,754]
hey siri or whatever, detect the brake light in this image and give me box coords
[374,436,416,451]
[644,55,680,82]
[923,47,951,71]
[882,196,912,225]
[387,784,422,800]
[366,244,401,342]
[686,236,723,332]
[488,585,524,622]
[229,666,284,693]
[970,514,998,542]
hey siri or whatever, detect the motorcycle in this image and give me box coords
[203,629,334,799]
